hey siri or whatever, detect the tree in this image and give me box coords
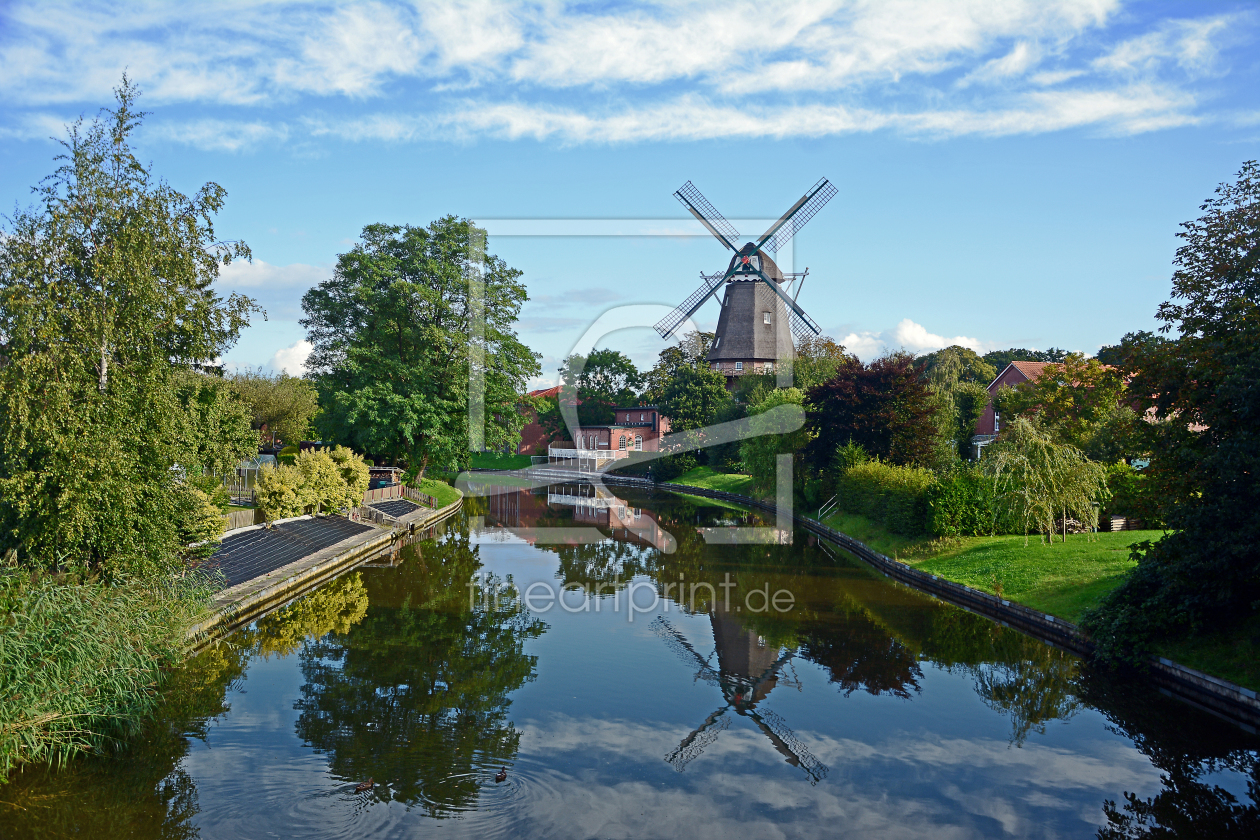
[295,449,346,515]
[328,445,371,511]
[641,331,713,404]
[918,346,995,462]
[995,352,1131,457]
[917,345,996,387]
[302,219,540,474]
[982,347,1069,370]
[1095,330,1168,368]
[0,78,258,578]
[559,348,642,426]
[254,463,306,521]
[980,417,1109,545]
[805,353,940,469]
[790,335,851,391]
[660,364,731,433]
[740,388,812,495]
[229,369,319,447]
[1085,161,1260,661]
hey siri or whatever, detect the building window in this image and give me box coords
[735,361,743,371]
[619,435,626,450]
[994,412,1001,434]
[763,311,772,324]
[634,435,642,451]
[640,412,644,421]
[712,362,719,370]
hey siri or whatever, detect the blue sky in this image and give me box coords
[1,1,1257,389]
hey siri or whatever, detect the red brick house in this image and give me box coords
[516,385,565,455]
[570,406,671,454]
[971,361,1051,456]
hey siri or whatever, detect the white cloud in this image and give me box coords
[840,318,991,360]
[215,260,330,320]
[0,1,1248,146]
[270,340,312,375]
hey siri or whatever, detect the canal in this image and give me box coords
[3,482,1257,838]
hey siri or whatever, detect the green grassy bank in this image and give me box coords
[672,467,756,495]
[412,477,464,508]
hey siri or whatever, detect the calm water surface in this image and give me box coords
[3,483,1258,838]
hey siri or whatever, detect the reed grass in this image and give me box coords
[0,569,215,782]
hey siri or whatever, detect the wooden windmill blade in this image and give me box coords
[675,181,742,252]
[665,707,731,772]
[746,706,830,785]
[653,270,732,340]
[762,271,822,336]
[755,178,838,255]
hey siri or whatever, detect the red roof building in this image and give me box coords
[971,361,1051,456]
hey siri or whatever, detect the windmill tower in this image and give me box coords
[655,179,837,382]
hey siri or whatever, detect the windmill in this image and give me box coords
[655,178,838,379]
[651,611,828,784]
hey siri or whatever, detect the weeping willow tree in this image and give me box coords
[981,416,1109,544]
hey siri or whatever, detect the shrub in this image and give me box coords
[329,445,371,510]
[295,449,345,514]
[254,463,306,521]
[175,485,227,560]
[277,444,299,466]
[926,464,996,537]
[837,459,935,536]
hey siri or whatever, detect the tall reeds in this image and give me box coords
[0,570,214,782]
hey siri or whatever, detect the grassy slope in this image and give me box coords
[469,452,534,470]
[1154,615,1260,692]
[672,466,756,495]
[412,476,463,507]
[908,532,1160,623]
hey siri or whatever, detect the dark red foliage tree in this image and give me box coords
[805,353,940,468]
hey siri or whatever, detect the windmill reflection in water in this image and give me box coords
[651,608,829,785]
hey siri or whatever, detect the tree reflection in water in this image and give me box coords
[293,531,545,816]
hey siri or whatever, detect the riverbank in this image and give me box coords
[569,466,1259,701]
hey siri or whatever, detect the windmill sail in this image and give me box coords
[675,181,741,252]
[653,270,730,340]
[756,178,838,255]
[761,272,822,336]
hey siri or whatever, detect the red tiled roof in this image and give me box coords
[1009,361,1052,381]
[527,386,563,398]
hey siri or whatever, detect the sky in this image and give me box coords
[1,1,1257,390]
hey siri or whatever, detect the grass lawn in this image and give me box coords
[672,466,756,496]
[909,531,1162,623]
[469,451,534,470]
[819,509,1163,625]
[412,476,463,508]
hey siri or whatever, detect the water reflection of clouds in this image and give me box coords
[513,714,1162,837]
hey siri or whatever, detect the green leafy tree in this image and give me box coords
[1086,161,1260,662]
[660,364,731,433]
[229,369,319,447]
[790,335,851,391]
[805,353,940,469]
[918,344,997,386]
[0,78,257,577]
[559,347,643,425]
[981,416,1109,545]
[328,445,371,510]
[982,347,1069,370]
[918,346,995,462]
[302,219,540,474]
[1095,330,1168,367]
[740,388,812,495]
[641,331,713,404]
[997,352,1127,452]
